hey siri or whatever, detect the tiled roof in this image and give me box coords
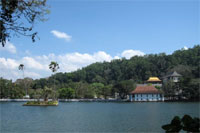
[147,77,161,82]
[131,86,163,94]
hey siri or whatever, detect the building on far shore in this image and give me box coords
[163,71,182,83]
[129,85,164,101]
[147,77,162,87]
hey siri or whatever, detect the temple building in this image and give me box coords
[147,77,162,86]
[163,71,182,83]
[129,85,164,101]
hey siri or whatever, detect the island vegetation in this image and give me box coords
[22,86,58,106]
[23,61,59,105]
[0,45,199,101]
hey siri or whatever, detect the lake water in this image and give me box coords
[0,102,199,132]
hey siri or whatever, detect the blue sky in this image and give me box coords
[0,0,199,80]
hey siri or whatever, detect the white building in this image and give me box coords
[163,71,182,83]
[130,85,164,101]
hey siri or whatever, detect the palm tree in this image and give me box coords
[18,64,28,97]
[18,64,24,77]
[49,61,59,100]
[49,61,59,73]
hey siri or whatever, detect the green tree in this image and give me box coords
[90,83,104,98]
[114,80,135,99]
[58,88,75,99]
[32,89,42,101]
[0,0,49,47]
[0,78,13,98]
[10,84,25,99]
[162,81,177,100]
[15,77,33,96]
[49,61,59,100]
[71,82,88,98]
[18,64,24,78]
[0,78,26,99]
[84,86,95,99]
[18,64,28,97]
[180,78,200,100]
[49,61,59,73]
[102,85,112,99]
[32,78,47,89]
[42,86,53,102]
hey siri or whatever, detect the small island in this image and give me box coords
[23,101,58,106]
[23,86,58,106]
[23,61,59,106]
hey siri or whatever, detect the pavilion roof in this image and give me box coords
[147,77,161,82]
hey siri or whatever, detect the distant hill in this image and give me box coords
[47,45,199,85]
[1,45,199,100]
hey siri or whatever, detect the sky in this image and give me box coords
[0,0,199,81]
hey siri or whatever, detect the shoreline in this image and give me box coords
[0,99,199,102]
[0,99,129,102]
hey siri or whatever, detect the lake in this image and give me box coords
[0,102,199,132]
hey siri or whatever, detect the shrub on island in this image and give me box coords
[24,101,58,106]
[23,87,58,106]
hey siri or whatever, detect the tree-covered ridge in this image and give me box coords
[59,45,199,84]
[0,45,199,100]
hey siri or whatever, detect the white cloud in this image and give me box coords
[37,51,113,72]
[22,57,47,71]
[93,51,113,62]
[51,30,72,42]
[0,41,17,54]
[0,69,41,81]
[0,49,145,81]
[183,46,188,50]
[0,58,19,70]
[0,58,41,80]
[121,49,145,59]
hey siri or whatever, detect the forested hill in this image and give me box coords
[1,45,199,100]
[45,45,199,86]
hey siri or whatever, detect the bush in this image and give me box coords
[162,115,200,132]
[25,101,58,105]
[42,87,54,101]
[155,86,161,90]
[58,88,75,99]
